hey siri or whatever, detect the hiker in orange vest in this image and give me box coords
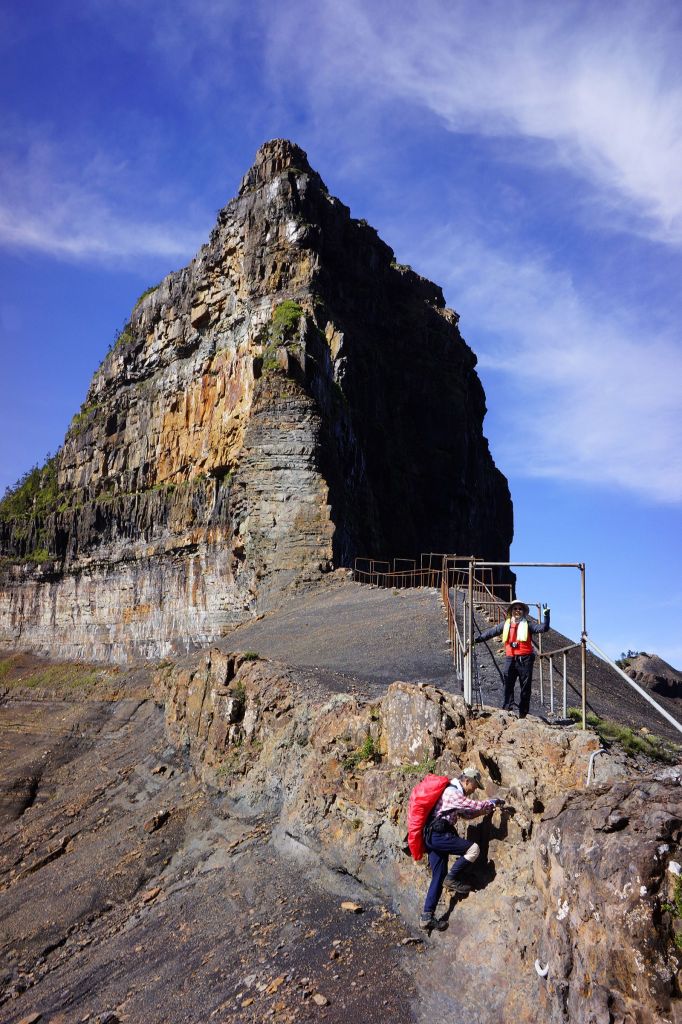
[474,600,550,718]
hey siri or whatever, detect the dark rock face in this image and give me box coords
[0,139,512,661]
[536,779,682,1023]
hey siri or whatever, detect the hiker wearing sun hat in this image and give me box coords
[474,600,550,718]
[419,767,504,930]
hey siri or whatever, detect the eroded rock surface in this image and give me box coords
[156,648,682,1023]
[536,780,682,1024]
[0,685,416,1024]
[1,602,679,1024]
[0,139,512,662]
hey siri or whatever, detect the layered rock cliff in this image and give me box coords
[0,139,512,661]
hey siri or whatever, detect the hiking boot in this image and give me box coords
[419,913,447,931]
[443,877,472,895]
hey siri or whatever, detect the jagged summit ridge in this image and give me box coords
[0,141,513,662]
[238,138,320,195]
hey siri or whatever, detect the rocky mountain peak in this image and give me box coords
[238,137,320,195]
[0,140,513,662]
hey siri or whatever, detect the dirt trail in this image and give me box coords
[221,580,457,698]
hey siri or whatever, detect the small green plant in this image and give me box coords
[662,875,682,951]
[342,733,377,771]
[568,708,681,763]
[133,283,160,309]
[27,548,50,563]
[109,318,135,354]
[69,402,100,435]
[401,756,438,776]
[241,651,260,661]
[271,300,304,339]
[215,754,240,781]
[230,681,247,719]
[258,300,304,373]
[0,657,16,681]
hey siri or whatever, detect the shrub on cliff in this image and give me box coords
[259,300,304,371]
[0,455,60,523]
[568,707,681,763]
[271,300,304,340]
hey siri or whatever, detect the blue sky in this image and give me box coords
[1,0,680,666]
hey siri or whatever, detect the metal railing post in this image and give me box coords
[465,558,474,705]
[562,652,567,719]
[549,656,554,716]
[580,563,587,731]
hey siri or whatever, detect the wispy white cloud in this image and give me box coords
[262,0,682,245]
[414,230,682,503]
[0,139,206,263]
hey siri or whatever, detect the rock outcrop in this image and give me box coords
[622,653,682,700]
[0,139,512,662]
[1,642,680,1022]
[155,648,682,1023]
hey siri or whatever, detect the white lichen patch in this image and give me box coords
[265,180,282,203]
[285,220,304,243]
[556,899,569,921]
[549,827,562,855]
[639,885,648,897]
[668,860,681,876]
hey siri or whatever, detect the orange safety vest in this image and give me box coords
[501,617,533,656]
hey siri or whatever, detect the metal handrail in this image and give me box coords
[353,561,443,589]
[353,552,682,741]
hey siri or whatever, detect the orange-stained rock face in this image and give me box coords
[0,139,513,661]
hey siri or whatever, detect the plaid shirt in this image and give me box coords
[431,779,495,827]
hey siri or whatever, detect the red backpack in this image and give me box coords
[407,774,451,862]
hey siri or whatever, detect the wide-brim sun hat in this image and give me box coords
[507,600,530,616]
[459,766,483,789]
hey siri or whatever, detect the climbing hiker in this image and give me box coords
[420,767,503,930]
[473,600,550,718]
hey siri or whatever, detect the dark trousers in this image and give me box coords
[503,653,535,717]
[423,830,475,914]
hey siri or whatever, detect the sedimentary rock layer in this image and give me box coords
[0,139,512,660]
